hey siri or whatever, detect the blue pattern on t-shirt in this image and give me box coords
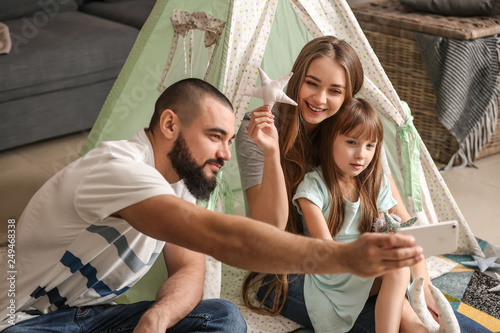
[86,225,161,273]
[30,286,69,309]
[60,251,130,297]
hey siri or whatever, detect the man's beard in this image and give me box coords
[168,132,224,201]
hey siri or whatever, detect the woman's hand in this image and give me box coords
[247,105,279,156]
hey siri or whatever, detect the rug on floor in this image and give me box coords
[431,238,500,332]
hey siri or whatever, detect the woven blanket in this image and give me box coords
[415,32,499,169]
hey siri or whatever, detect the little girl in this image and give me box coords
[293,98,427,332]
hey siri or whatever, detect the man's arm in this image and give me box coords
[133,243,205,333]
[117,194,423,278]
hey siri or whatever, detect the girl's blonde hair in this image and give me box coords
[243,36,364,316]
[317,98,384,237]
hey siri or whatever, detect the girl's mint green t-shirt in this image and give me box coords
[293,168,397,333]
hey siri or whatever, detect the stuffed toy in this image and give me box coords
[373,211,417,233]
[407,277,460,333]
[244,67,297,110]
[461,255,500,272]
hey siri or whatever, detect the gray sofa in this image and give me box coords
[0,0,156,151]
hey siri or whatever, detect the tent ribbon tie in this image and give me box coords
[396,103,422,212]
[158,10,226,91]
[172,11,226,47]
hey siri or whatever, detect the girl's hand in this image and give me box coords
[247,105,279,155]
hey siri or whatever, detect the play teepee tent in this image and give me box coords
[80,0,483,330]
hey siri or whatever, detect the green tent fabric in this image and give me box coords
[79,0,483,330]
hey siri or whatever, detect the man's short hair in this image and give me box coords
[149,78,233,130]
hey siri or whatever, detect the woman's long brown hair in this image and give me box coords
[242,36,365,315]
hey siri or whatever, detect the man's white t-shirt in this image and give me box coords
[0,130,195,330]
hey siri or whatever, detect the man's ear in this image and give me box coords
[158,109,180,139]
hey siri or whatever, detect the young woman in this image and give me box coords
[294,99,427,332]
[236,36,492,332]
[236,35,434,327]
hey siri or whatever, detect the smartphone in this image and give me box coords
[395,221,458,257]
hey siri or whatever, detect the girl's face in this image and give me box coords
[332,130,377,180]
[298,57,347,132]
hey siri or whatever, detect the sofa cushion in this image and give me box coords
[0,0,78,21]
[80,0,155,29]
[0,11,139,103]
[399,0,500,16]
[0,79,116,151]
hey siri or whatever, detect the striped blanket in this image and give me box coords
[415,32,499,169]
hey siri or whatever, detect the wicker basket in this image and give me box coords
[352,0,500,163]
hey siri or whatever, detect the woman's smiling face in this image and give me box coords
[298,57,347,132]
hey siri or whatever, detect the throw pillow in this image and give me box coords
[0,0,78,21]
[399,0,500,16]
[0,22,11,54]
